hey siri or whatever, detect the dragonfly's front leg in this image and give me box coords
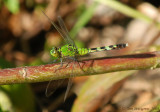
[55,58,70,72]
[59,58,63,68]
[55,58,64,72]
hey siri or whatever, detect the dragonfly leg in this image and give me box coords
[66,57,86,72]
[59,58,63,68]
[64,61,71,68]
[77,60,95,74]
[55,58,64,72]
[77,61,86,72]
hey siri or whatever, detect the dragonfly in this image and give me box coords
[42,11,128,101]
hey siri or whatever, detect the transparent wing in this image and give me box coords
[57,16,78,49]
[64,78,73,101]
[42,10,76,101]
[55,16,78,101]
[45,79,65,97]
[41,10,70,45]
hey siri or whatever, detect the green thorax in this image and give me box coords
[60,44,77,57]
[59,44,88,57]
[50,44,88,58]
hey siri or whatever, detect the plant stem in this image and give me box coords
[0,51,160,85]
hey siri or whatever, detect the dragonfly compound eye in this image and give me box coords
[50,47,59,58]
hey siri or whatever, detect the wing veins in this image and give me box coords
[57,16,78,49]
[41,10,69,45]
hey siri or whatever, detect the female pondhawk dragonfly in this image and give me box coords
[42,11,128,101]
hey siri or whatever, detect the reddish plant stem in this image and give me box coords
[0,51,160,85]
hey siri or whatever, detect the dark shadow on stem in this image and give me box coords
[79,52,157,61]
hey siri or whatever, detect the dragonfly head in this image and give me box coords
[50,47,59,58]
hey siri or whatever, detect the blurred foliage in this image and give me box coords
[150,104,160,112]
[70,2,98,48]
[0,89,13,112]
[1,84,35,112]
[95,0,160,29]
[0,57,35,111]
[0,57,15,69]
[70,2,98,39]
[29,58,46,66]
[3,0,20,14]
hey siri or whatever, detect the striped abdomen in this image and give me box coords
[78,43,128,55]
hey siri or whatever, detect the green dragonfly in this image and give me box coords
[42,11,128,101]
